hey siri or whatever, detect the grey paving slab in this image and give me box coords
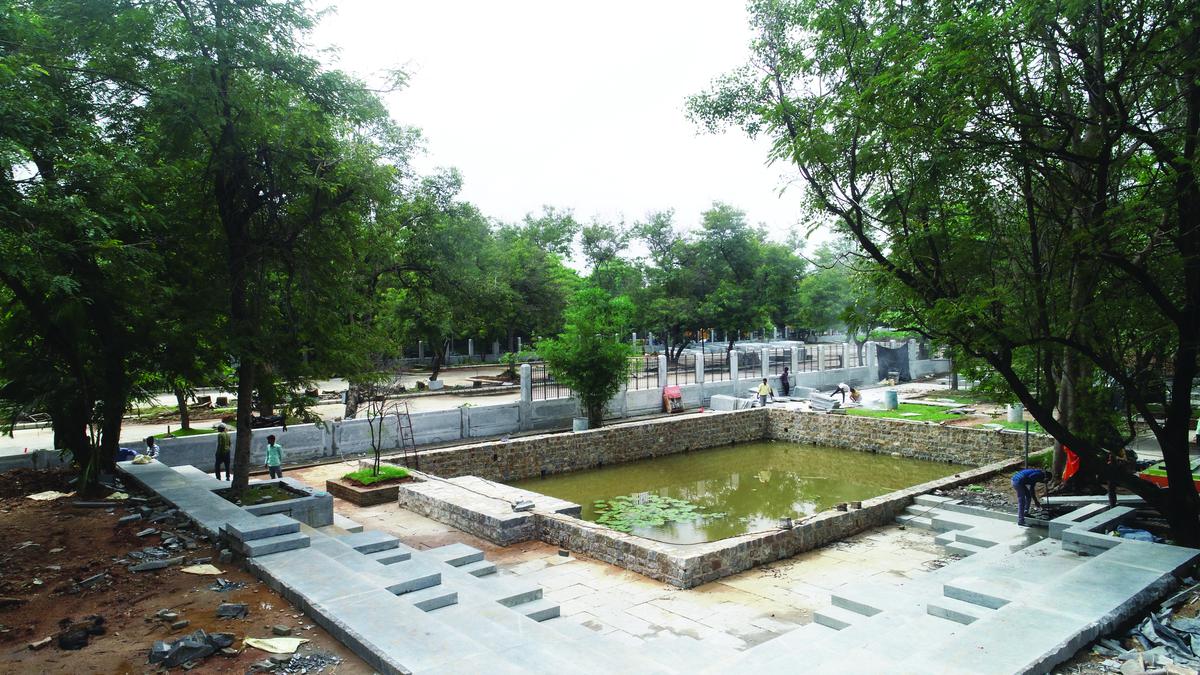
[224,512,300,543]
[1093,538,1200,575]
[235,531,310,557]
[426,542,484,566]
[338,530,400,554]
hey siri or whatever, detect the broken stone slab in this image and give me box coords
[187,556,211,565]
[117,514,142,525]
[0,597,28,608]
[148,629,217,669]
[135,528,158,538]
[171,619,190,630]
[215,602,248,619]
[72,501,115,508]
[271,625,291,636]
[27,637,51,651]
[129,556,183,572]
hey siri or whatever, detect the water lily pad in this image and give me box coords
[591,493,721,533]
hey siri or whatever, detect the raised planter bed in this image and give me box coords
[326,468,419,507]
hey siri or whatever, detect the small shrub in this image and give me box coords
[342,464,410,486]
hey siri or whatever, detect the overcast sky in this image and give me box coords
[310,1,811,241]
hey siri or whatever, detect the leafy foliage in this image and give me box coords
[592,494,724,533]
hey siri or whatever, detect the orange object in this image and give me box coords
[1062,446,1080,482]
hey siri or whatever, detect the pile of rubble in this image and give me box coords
[1084,581,1200,674]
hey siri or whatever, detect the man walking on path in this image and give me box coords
[757,378,773,407]
[214,425,231,480]
[265,435,284,479]
[1012,468,1050,526]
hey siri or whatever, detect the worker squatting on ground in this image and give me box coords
[833,383,861,404]
[1012,468,1051,526]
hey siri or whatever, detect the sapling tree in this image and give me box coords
[538,288,636,429]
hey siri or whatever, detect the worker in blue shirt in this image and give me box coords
[1012,468,1050,526]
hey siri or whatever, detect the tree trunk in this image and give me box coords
[587,402,604,429]
[429,340,446,381]
[230,360,256,493]
[344,381,363,419]
[174,385,191,430]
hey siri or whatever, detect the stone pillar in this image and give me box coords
[773,327,779,340]
[695,352,705,384]
[658,354,668,389]
[729,350,739,382]
[492,341,500,358]
[817,344,826,371]
[632,332,638,346]
[468,339,474,358]
[520,363,532,402]
[417,340,424,359]
[790,347,799,376]
[866,341,877,369]
[517,337,523,353]
[761,347,770,379]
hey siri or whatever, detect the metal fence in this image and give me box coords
[823,344,845,370]
[737,350,760,380]
[703,351,730,382]
[794,345,818,373]
[846,345,864,368]
[767,348,789,375]
[627,355,658,391]
[530,361,572,401]
[666,353,697,386]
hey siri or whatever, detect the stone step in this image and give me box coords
[813,603,863,630]
[494,585,543,608]
[639,634,727,673]
[459,559,497,577]
[366,547,413,565]
[954,530,1003,549]
[944,540,987,557]
[895,514,933,530]
[338,530,400,554]
[913,494,955,508]
[224,513,300,543]
[942,580,1012,610]
[333,513,364,533]
[516,598,560,622]
[427,542,485,567]
[235,531,310,558]
[934,531,957,546]
[830,593,883,617]
[403,585,459,612]
[927,594,992,625]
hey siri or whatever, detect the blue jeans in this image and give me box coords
[1013,477,1035,523]
[268,465,283,479]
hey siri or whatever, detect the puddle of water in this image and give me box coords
[510,441,966,544]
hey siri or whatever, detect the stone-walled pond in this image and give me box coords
[511,441,967,544]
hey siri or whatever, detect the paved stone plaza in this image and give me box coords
[117,443,1199,674]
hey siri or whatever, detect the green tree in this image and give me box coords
[692,0,1200,541]
[145,0,405,493]
[537,288,635,428]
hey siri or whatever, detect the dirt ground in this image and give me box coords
[0,469,371,674]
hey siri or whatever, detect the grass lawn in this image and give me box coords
[154,427,217,439]
[846,403,962,423]
[976,419,1046,433]
[342,464,410,486]
[922,391,996,405]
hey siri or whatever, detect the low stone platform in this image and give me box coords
[396,473,580,546]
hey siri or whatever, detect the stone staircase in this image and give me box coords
[717,494,1200,674]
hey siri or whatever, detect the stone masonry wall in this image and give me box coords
[767,408,1049,465]
[399,409,769,483]
[536,458,1022,588]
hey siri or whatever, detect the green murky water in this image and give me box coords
[510,441,966,544]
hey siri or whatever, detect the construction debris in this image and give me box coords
[147,629,235,669]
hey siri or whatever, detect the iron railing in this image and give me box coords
[530,361,572,401]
